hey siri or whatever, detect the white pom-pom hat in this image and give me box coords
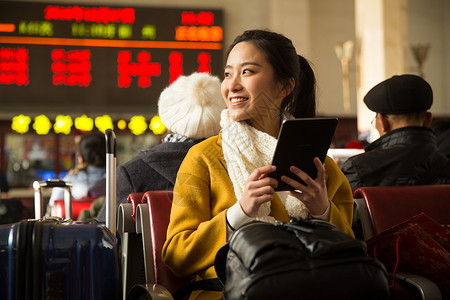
[158,72,226,139]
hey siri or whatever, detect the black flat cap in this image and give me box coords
[363,74,433,114]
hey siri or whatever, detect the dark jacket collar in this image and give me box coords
[365,126,436,152]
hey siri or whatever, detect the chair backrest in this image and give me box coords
[140,190,192,295]
[353,185,450,238]
[52,196,98,219]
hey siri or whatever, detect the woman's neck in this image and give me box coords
[246,117,281,138]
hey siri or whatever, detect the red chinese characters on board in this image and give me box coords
[0,47,213,88]
[176,11,222,42]
[0,47,29,86]
[197,52,211,74]
[117,50,161,88]
[168,51,211,84]
[51,49,91,87]
[169,52,182,84]
[44,5,135,24]
[181,11,214,26]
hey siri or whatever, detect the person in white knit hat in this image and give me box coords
[158,72,224,140]
[96,72,225,222]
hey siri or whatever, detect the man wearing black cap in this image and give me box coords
[341,74,450,188]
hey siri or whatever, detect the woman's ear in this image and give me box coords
[279,78,295,98]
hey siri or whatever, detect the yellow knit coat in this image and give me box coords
[162,135,354,299]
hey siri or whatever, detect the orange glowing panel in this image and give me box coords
[0,36,222,50]
[0,23,15,32]
[175,26,223,42]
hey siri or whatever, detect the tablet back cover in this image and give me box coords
[270,118,338,191]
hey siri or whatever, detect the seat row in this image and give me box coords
[117,185,450,300]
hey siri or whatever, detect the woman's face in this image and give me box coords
[221,41,286,135]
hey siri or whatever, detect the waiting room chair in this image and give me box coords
[118,191,192,299]
[134,191,193,299]
[353,184,450,240]
[51,196,98,220]
[117,192,147,300]
[353,185,450,300]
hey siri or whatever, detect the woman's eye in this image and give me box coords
[224,72,231,78]
[243,69,253,75]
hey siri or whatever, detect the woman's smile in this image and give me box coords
[229,97,249,105]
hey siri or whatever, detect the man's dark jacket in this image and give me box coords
[341,126,450,188]
[97,140,199,222]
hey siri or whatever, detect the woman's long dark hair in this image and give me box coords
[226,29,316,118]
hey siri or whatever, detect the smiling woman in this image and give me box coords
[162,29,354,300]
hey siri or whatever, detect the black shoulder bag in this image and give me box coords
[215,218,390,300]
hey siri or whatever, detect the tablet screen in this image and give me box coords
[269,118,338,191]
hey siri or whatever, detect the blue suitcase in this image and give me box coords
[0,130,120,300]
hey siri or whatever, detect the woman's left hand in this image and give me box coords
[280,157,329,216]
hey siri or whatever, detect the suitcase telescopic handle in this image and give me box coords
[105,129,117,235]
[33,179,73,219]
[105,129,116,156]
[39,179,71,188]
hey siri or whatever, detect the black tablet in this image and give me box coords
[269,118,338,191]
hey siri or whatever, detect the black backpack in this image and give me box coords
[215,218,390,300]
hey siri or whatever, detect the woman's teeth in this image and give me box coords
[230,97,248,103]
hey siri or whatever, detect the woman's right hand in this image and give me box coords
[239,165,278,217]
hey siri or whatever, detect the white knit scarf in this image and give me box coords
[220,109,308,223]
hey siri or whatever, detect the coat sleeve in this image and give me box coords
[162,149,228,279]
[324,156,355,237]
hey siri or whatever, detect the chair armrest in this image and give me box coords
[127,283,174,300]
[117,203,136,235]
[353,197,374,240]
[395,272,442,300]
[136,203,155,285]
[119,202,147,299]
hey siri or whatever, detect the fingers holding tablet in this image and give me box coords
[282,157,330,215]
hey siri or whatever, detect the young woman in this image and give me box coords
[162,29,354,300]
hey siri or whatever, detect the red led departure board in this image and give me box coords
[0,1,223,115]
